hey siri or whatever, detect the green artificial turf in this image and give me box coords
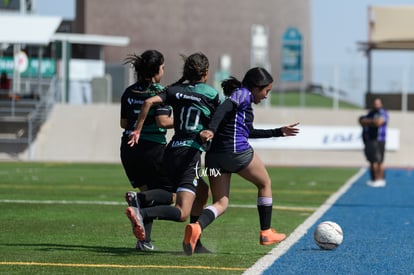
[0,162,358,274]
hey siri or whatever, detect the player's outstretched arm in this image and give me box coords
[280,122,300,137]
[128,95,163,146]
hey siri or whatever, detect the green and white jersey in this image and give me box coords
[121,82,171,144]
[159,82,220,151]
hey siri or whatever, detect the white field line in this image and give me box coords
[243,168,366,275]
[0,199,316,212]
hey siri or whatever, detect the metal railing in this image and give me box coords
[0,77,58,159]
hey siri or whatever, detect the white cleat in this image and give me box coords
[366,179,386,188]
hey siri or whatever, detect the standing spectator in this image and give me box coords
[359,97,389,187]
[183,68,300,255]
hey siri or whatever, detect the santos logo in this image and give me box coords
[127,98,144,105]
[175,92,201,102]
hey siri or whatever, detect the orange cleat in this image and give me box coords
[125,206,146,241]
[260,228,286,245]
[183,222,202,256]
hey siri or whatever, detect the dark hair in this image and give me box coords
[173,52,209,85]
[242,67,273,90]
[123,50,164,85]
[221,67,273,96]
[221,77,242,96]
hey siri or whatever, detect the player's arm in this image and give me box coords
[200,98,234,143]
[155,115,173,129]
[128,95,164,146]
[249,122,300,138]
[155,105,173,129]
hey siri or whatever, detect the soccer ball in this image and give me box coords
[314,221,343,250]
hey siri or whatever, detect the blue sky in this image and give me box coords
[312,0,414,105]
[36,0,75,20]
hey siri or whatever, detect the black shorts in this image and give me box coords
[163,144,201,194]
[364,140,385,164]
[120,137,173,191]
[205,147,254,173]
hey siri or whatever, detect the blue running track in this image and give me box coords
[250,168,414,275]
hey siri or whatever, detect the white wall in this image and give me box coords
[18,104,414,168]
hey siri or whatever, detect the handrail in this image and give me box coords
[0,77,58,159]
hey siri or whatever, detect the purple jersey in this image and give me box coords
[210,87,254,153]
[363,108,388,142]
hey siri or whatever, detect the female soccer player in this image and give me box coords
[183,67,300,255]
[126,52,220,252]
[120,50,175,251]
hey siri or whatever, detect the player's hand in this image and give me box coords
[281,122,300,137]
[200,130,214,143]
[128,131,140,147]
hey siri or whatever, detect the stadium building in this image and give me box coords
[71,0,312,101]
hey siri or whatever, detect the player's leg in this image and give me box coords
[197,173,231,228]
[183,173,231,255]
[121,142,149,191]
[238,151,286,245]
[127,146,200,243]
[121,139,151,247]
[135,188,174,251]
[190,177,212,253]
[191,177,209,217]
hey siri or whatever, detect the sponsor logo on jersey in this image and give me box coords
[128,98,145,105]
[171,140,192,147]
[175,92,201,102]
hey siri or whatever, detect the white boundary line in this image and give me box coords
[243,168,366,275]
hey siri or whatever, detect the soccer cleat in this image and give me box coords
[260,228,286,245]
[125,191,139,208]
[194,239,212,254]
[125,206,146,241]
[183,223,202,256]
[136,240,156,252]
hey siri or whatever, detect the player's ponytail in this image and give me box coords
[171,75,187,86]
[221,77,242,96]
[123,50,164,87]
[172,52,209,86]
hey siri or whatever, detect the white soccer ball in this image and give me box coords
[314,221,343,250]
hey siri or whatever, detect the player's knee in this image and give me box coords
[179,212,190,222]
[215,197,229,212]
[256,180,271,190]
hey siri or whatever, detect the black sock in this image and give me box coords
[137,189,173,207]
[257,205,272,230]
[197,209,216,230]
[143,205,181,221]
[190,215,199,224]
[144,220,153,243]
